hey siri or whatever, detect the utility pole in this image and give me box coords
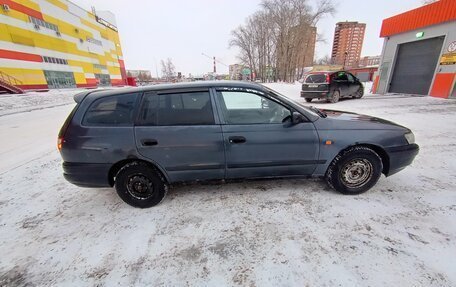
[202,53,228,74]
[343,51,349,70]
[154,58,159,79]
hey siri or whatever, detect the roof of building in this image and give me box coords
[380,0,456,37]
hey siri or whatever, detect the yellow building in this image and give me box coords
[0,0,127,90]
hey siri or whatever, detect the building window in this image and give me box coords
[42,55,68,65]
[43,70,76,89]
[86,37,103,46]
[94,73,111,87]
[93,63,107,70]
[29,16,59,32]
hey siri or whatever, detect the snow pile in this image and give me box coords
[0,89,79,117]
[0,87,129,117]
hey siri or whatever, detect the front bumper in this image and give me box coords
[301,91,330,99]
[63,162,112,187]
[384,143,419,176]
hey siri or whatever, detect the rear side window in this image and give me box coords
[83,93,138,126]
[305,74,327,83]
[139,91,214,126]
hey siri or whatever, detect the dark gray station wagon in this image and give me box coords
[59,81,418,208]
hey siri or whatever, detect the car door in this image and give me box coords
[214,87,320,179]
[332,71,350,96]
[134,89,225,182]
[346,73,360,95]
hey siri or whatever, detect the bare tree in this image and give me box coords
[160,58,176,80]
[230,0,335,82]
[315,54,332,65]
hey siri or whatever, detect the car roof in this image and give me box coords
[78,80,266,102]
[308,71,341,75]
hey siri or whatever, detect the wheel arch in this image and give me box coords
[329,143,390,176]
[108,158,169,186]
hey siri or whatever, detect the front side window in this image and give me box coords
[334,72,348,81]
[347,73,355,82]
[83,93,138,126]
[139,91,214,126]
[217,91,291,124]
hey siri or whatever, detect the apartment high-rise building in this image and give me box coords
[288,24,317,69]
[331,21,366,68]
[299,26,317,68]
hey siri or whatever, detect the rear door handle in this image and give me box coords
[141,139,158,146]
[228,136,246,144]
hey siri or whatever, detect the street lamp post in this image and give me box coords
[343,51,348,70]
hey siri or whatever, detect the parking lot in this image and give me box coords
[1,84,455,286]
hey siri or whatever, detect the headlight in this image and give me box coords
[404,132,415,144]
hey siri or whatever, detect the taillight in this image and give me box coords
[58,104,78,152]
[57,137,64,151]
[326,74,330,83]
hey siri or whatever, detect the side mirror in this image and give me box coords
[292,112,306,124]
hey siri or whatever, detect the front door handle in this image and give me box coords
[141,139,158,146]
[228,136,246,144]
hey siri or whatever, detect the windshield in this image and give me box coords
[305,74,327,83]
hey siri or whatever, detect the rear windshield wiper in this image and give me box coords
[309,106,327,118]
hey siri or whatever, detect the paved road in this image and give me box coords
[0,104,74,175]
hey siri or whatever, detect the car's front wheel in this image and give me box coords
[115,162,168,208]
[305,98,312,103]
[353,87,364,99]
[326,146,383,195]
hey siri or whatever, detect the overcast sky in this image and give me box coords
[76,0,425,76]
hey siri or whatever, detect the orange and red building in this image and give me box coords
[0,0,127,90]
[374,0,456,98]
[331,21,366,68]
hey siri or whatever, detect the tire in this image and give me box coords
[114,162,168,208]
[328,90,340,103]
[353,87,364,99]
[305,98,312,103]
[325,146,383,195]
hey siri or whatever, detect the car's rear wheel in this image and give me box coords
[325,146,383,195]
[305,98,312,103]
[328,90,340,103]
[353,87,364,99]
[115,162,168,208]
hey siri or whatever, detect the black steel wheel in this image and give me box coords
[115,162,167,208]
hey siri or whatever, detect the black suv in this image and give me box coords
[301,71,364,103]
[59,81,418,208]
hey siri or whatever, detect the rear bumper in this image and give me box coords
[63,162,111,187]
[385,143,419,176]
[301,91,329,99]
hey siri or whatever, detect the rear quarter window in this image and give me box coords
[82,93,139,126]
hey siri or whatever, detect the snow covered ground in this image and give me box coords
[0,83,455,286]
